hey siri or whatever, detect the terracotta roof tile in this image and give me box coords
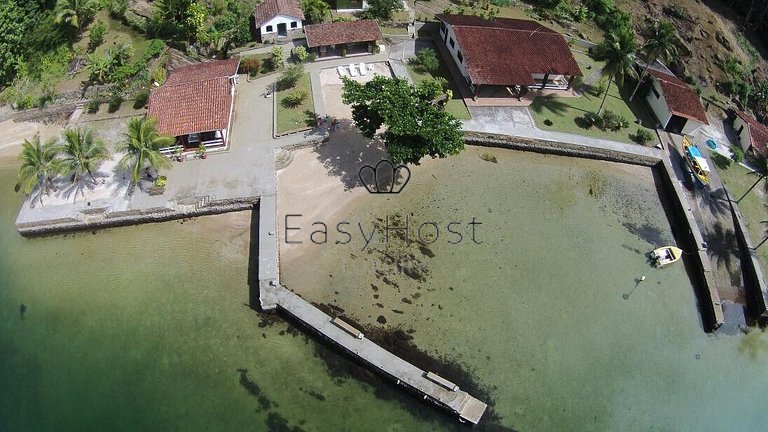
[736,110,768,155]
[646,68,708,125]
[254,0,304,27]
[148,60,239,137]
[436,14,581,86]
[166,58,240,85]
[304,20,382,48]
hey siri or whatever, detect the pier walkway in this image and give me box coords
[257,196,487,424]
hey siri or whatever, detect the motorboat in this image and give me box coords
[651,246,683,267]
[682,136,710,186]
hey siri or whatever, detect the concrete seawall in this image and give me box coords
[723,188,768,325]
[464,132,725,331]
[16,197,259,237]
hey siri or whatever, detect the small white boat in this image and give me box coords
[651,246,683,267]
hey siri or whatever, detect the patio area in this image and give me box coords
[319,62,395,120]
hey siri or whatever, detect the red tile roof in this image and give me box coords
[646,68,709,125]
[436,14,581,86]
[304,19,382,48]
[736,110,768,155]
[148,60,239,137]
[253,0,304,27]
[166,58,240,85]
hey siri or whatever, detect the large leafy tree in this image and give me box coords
[593,26,638,114]
[117,117,174,189]
[0,1,26,85]
[54,0,98,34]
[364,0,403,21]
[629,19,678,101]
[17,135,61,205]
[57,128,111,185]
[301,0,330,24]
[342,76,464,165]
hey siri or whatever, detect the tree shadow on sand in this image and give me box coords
[311,119,391,191]
[705,222,743,288]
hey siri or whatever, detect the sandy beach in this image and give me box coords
[0,119,62,167]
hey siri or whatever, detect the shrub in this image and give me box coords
[88,21,107,52]
[630,128,654,145]
[543,119,553,126]
[432,77,449,91]
[87,99,101,113]
[107,0,128,18]
[151,67,166,85]
[271,46,285,69]
[411,48,439,74]
[600,110,629,131]
[283,90,308,108]
[581,111,601,128]
[292,45,310,63]
[240,57,262,76]
[108,95,123,113]
[731,145,745,163]
[133,90,149,109]
[277,65,303,90]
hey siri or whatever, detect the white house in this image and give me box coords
[253,0,304,43]
[734,110,768,156]
[644,64,708,135]
[331,0,369,12]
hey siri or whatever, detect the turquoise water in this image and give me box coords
[3,144,768,431]
[0,165,462,431]
[282,148,768,431]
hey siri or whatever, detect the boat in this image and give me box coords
[682,136,711,186]
[651,246,683,267]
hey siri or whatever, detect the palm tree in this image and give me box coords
[86,53,110,83]
[594,26,639,115]
[737,154,768,203]
[58,128,111,185]
[117,117,174,190]
[54,0,97,35]
[629,20,679,101]
[106,42,133,68]
[17,135,61,206]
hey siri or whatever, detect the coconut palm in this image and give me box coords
[57,128,111,185]
[17,135,61,206]
[629,20,679,101]
[54,0,98,34]
[117,117,174,190]
[594,26,639,114]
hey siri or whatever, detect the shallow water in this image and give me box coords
[282,148,768,431]
[0,166,462,431]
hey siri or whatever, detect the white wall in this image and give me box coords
[734,117,752,152]
[439,23,471,86]
[261,14,302,34]
[681,119,703,135]
[646,78,672,128]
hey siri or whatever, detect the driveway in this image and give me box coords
[463,106,536,135]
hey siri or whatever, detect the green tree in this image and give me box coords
[629,19,678,101]
[277,64,304,90]
[17,135,61,205]
[54,0,98,35]
[0,1,26,85]
[410,48,439,74]
[593,26,638,114]
[270,46,285,69]
[57,128,111,185]
[342,76,464,165]
[88,20,107,52]
[86,53,110,83]
[365,0,403,21]
[301,0,330,24]
[117,117,174,189]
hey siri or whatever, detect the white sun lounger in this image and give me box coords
[337,66,348,77]
[358,62,367,76]
[349,63,358,77]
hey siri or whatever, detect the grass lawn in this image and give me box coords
[380,26,409,35]
[276,72,315,135]
[405,60,471,121]
[712,156,768,266]
[529,78,658,144]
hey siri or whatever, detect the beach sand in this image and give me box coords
[0,119,63,167]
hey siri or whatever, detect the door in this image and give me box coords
[666,115,687,135]
[277,23,287,37]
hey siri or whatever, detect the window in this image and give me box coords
[291,21,297,29]
[457,51,463,63]
[449,37,455,48]
[651,85,660,99]
[266,25,273,33]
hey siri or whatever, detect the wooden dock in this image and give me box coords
[260,281,488,424]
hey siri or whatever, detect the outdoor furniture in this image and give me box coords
[358,62,367,76]
[337,66,348,77]
[349,63,358,77]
